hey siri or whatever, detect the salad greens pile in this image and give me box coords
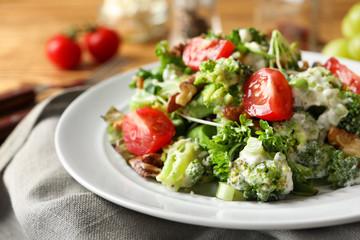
[103,28,360,202]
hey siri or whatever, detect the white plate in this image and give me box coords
[55,52,360,230]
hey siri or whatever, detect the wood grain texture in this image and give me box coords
[0,0,357,96]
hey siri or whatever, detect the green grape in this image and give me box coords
[348,35,360,61]
[322,38,351,59]
[342,3,360,38]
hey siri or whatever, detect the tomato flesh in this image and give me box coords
[243,68,293,121]
[324,57,360,94]
[122,107,175,155]
[182,37,236,70]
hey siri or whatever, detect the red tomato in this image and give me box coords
[182,37,236,70]
[324,57,360,94]
[122,107,175,155]
[45,34,81,69]
[84,26,120,63]
[243,68,293,121]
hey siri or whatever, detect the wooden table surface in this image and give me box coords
[0,0,357,97]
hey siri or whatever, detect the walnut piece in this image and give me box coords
[132,76,144,89]
[129,153,163,178]
[328,126,360,158]
[175,82,198,106]
[166,92,182,113]
[170,42,185,57]
[112,118,123,130]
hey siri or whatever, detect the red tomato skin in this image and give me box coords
[243,68,293,121]
[324,57,360,94]
[182,37,236,70]
[84,27,120,63]
[122,107,175,155]
[45,34,81,69]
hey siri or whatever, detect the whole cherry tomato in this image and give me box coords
[45,34,81,69]
[243,68,293,121]
[122,107,175,155]
[324,57,360,94]
[182,37,236,71]
[84,26,120,63]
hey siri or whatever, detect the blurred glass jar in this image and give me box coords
[98,0,169,43]
[255,0,319,51]
[168,0,222,47]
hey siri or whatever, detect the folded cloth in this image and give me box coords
[1,88,360,240]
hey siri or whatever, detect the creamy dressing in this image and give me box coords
[291,67,349,130]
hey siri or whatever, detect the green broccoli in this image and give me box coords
[273,111,321,150]
[227,137,293,202]
[183,159,205,187]
[293,141,334,179]
[193,57,252,114]
[337,90,360,137]
[156,138,208,191]
[328,150,360,189]
[195,56,253,88]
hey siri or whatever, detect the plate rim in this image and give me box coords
[55,51,360,230]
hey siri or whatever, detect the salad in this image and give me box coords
[103,28,360,202]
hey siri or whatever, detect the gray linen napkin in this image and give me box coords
[1,88,360,240]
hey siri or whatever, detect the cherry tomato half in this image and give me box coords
[243,68,293,121]
[324,57,360,94]
[84,26,120,63]
[122,107,175,155]
[182,37,236,71]
[45,34,81,69]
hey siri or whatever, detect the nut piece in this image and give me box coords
[112,118,123,130]
[175,82,198,106]
[328,126,360,158]
[129,153,163,178]
[132,76,144,89]
[170,43,185,57]
[166,92,182,113]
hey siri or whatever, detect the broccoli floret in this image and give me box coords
[294,141,334,179]
[156,138,208,191]
[183,159,205,187]
[195,56,253,88]
[328,150,360,189]
[228,137,293,202]
[194,57,252,114]
[287,159,312,184]
[273,111,321,150]
[337,90,360,137]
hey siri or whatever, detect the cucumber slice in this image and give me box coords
[216,182,245,201]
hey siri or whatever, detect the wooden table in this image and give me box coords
[0,0,357,95]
